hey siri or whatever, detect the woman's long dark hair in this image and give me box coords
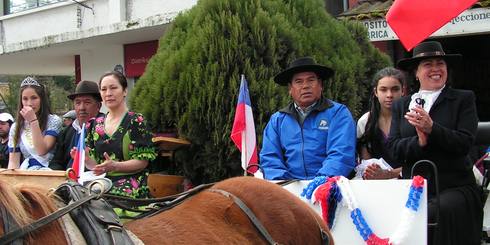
[359,67,405,156]
[13,84,52,147]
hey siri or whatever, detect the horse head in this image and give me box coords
[0,179,67,245]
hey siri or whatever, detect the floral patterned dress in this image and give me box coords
[86,111,156,198]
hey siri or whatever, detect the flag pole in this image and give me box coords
[241,74,247,176]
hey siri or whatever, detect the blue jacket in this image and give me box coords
[260,98,356,180]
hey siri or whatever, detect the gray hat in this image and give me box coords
[62,110,76,120]
[67,80,102,101]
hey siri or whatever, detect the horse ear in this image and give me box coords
[19,184,61,218]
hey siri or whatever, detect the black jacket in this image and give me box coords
[387,87,477,191]
[50,113,104,170]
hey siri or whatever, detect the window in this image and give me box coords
[6,0,66,14]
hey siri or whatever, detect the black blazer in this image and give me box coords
[387,86,477,191]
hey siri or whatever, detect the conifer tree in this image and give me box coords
[130,0,390,183]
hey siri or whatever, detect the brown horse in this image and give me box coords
[0,177,333,244]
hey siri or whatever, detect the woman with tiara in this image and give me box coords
[7,77,62,170]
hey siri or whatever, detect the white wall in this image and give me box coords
[1,0,109,48]
[79,44,124,82]
[0,0,196,54]
[127,0,197,20]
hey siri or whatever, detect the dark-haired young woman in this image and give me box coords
[8,77,62,170]
[357,67,405,179]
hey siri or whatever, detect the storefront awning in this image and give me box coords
[338,0,490,21]
[338,0,490,41]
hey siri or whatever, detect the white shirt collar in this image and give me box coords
[409,85,445,113]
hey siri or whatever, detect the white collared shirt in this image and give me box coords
[408,85,445,113]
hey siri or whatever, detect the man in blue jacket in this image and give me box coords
[260,57,356,180]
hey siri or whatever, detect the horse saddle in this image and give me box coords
[55,179,134,245]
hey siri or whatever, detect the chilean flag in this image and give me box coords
[386,0,477,51]
[231,75,258,174]
[69,123,86,183]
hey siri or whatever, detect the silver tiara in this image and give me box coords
[20,76,41,87]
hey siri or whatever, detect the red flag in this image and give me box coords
[69,123,86,183]
[386,0,477,51]
[231,75,258,174]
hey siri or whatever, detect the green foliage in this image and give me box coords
[340,20,392,117]
[130,0,390,183]
[2,75,23,114]
[45,78,75,114]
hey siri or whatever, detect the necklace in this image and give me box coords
[302,176,424,245]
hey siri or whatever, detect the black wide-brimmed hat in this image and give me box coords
[397,41,461,71]
[274,57,334,86]
[67,80,102,101]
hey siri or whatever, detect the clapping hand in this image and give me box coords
[405,106,433,146]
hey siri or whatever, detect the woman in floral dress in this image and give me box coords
[82,71,156,199]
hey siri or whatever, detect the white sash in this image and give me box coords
[19,123,51,170]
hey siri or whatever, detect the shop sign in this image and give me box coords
[124,40,159,77]
[362,7,490,41]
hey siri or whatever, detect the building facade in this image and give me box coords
[0,0,197,90]
[341,0,490,120]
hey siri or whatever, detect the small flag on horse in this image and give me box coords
[386,0,477,51]
[231,75,258,174]
[70,123,86,183]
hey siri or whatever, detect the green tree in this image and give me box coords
[130,0,389,183]
[340,20,392,115]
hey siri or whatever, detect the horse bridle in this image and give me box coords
[208,188,330,245]
[0,180,108,244]
[0,205,23,245]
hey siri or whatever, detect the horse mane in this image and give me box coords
[0,179,33,228]
[0,179,67,245]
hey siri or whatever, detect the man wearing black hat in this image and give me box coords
[50,80,103,170]
[260,57,356,180]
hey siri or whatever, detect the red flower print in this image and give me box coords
[96,117,104,123]
[95,125,105,136]
[136,116,144,123]
[130,178,139,189]
[128,111,135,116]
